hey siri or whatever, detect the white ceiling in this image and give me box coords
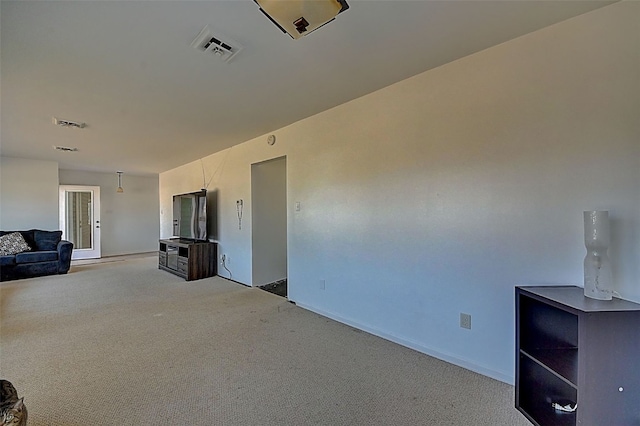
[1,0,616,176]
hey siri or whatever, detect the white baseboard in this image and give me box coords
[295,301,514,385]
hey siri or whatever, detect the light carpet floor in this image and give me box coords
[0,257,529,425]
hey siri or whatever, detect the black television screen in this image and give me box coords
[172,190,207,240]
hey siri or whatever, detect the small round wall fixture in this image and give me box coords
[267,135,276,145]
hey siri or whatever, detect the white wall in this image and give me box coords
[160,141,287,285]
[0,157,60,230]
[59,170,159,256]
[160,2,640,384]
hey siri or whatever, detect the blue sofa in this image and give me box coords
[0,230,73,282]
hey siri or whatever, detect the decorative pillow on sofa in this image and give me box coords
[33,230,63,251]
[0,232,32,256]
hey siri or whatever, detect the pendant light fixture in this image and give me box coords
[116,171,124,193]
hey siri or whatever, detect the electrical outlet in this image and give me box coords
[220,254,226,265]
[319,279,325,290]
[460,313,472,330]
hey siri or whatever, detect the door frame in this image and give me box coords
[59,185,101,260]
[251,156,287,289]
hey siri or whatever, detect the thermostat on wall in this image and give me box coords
[267,135,276,145]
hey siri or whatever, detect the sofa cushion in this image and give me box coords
[0,255,16,266]
[34,230,63,251]
[14,261,58,278]
[21,231,37,250]
[15,251,58,264]
[1,230,37,250]
[0,232,32,256]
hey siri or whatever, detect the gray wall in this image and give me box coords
[0,157,60,230]
[59,170,159,256]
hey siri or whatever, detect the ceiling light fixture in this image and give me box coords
[254,0,349,39]
[116,171,124,193]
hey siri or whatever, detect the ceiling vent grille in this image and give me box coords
[53,117,86,129]
[53,145,79,152]
[191,26,242,63]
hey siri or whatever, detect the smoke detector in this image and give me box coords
[53,117,86,129]
[191,26,243,63]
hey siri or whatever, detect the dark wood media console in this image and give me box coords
[159,239,217,281]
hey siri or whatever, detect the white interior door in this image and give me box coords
[59,185,101,260]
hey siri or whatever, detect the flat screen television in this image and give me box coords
[172,190,207,241]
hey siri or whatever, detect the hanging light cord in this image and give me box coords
[200,147,232,190]
[117,171,124,193]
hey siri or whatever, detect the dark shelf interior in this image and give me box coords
[520,296,578,351]
[518,353,577,426]
[521,348,578,387]
[518,393,576,426]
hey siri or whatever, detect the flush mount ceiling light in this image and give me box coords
[53,117,86,129]
[254,0,349,39]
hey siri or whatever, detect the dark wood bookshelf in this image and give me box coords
[516,286,640,426]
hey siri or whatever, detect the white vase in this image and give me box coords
[583,210,613,300]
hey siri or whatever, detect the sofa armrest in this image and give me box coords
[57,240,74,273]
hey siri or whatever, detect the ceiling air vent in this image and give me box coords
[53,145,79,152]
[191,26,242,63]
[53,117,86,129]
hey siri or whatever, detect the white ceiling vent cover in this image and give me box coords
[191,26,242,63]
[53,117,86,129]
[53,145,79,152]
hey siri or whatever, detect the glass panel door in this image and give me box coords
[66,191,92,249]
[59,185,101,260]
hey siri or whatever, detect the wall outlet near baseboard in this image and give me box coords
[460,313,472,330]
[319,279,325,290]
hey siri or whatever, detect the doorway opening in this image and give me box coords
[251,156,287,297]
[259,279,288,298]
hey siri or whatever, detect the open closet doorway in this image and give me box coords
[59,185,101,260]
[251,156,287,297]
